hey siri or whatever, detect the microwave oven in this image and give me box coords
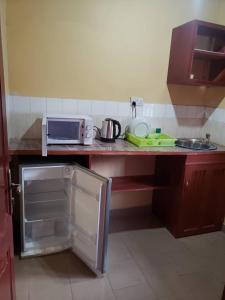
[42,114,93,156]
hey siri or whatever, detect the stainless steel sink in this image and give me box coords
[175,138,217,150]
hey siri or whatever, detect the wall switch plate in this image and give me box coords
[130,96,144,107]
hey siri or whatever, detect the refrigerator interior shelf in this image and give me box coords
[24,190,68,203]
[24,236,71,251]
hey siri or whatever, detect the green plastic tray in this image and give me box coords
[126,133,177,147]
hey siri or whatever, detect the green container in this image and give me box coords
[126,132,177,147]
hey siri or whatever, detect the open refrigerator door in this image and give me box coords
[70,165,111,276]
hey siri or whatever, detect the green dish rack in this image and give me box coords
[126,132,177,147]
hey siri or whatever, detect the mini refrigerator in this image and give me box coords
[19,163,111,276]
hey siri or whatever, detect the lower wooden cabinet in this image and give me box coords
[177,163,225,236]
[153,155,225,238]
[11,153,225,240]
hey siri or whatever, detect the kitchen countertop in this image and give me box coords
[9,138,225,156]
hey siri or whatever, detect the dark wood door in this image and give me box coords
[199,164,225,230]
[0,26,16,300]
[222,285,225,300]
[178,166,204,234]
[178,163,225,236]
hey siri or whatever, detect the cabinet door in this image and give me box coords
[178,166,204,234]
[199,164,225,230]
[178,164,225,236]
[71,165,111,276]
[20,164,73,257]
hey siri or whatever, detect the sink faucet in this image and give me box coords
[205,133,210,144]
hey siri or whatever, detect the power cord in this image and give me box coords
[93,126,101,138]
[131,101,136,119]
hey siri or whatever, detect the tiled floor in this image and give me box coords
[15,228,225,300]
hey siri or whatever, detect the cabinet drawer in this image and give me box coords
[186,153,225,165]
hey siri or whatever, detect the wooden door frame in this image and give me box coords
[0,15,16,300]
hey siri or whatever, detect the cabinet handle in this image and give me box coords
[8,169,21,215]
[11,182,21,193]
[186,180,189,187]
[8,169,13,215]
[8,169,21,193]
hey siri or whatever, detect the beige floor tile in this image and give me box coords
[201,231,225,243]
[25,254,73,300]
[29,251,95,283]
[14,256,37,277]
[179,271,219,292]
[158,296,193,300]
[180,232,225,259]
[29,278,73,300]
[15,231,225,300]
[71,277,115,300]
[113,282,157,300]
[122,228,187,256]
[15,257,33,300]
[188,284,224,300]
[107,258,145,290]
[107,236,131,266]
[23,254,72,284]
[61,252,96,283]
[15,279,29,300]
[143,265,186,299]
[209,251,225,283]
[124,242,174,272]
[167,249,210,275]
[178,272,224,300]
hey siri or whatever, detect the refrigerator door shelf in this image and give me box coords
[22,237,71,257]
[71,165,111,276]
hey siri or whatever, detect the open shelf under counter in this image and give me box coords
[109,206,163,233]
[111,175,169,193]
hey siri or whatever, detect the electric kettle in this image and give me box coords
[100,118,121,142]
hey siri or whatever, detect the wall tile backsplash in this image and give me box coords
[6,95,225,145]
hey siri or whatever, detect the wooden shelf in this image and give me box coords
[188,78,225,86]
[194,49,225,60]
[111,175,167,193]
[109,206,163,233]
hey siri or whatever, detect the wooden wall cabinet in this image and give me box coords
[153,155,225,237]
[167,20,225,86]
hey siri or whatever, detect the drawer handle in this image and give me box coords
[0,257,8,278]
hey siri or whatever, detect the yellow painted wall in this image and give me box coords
[6,0,221,103]
[218,0,225,26]
[0,0,8,94]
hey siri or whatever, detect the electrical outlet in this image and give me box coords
[130,96,144,107]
